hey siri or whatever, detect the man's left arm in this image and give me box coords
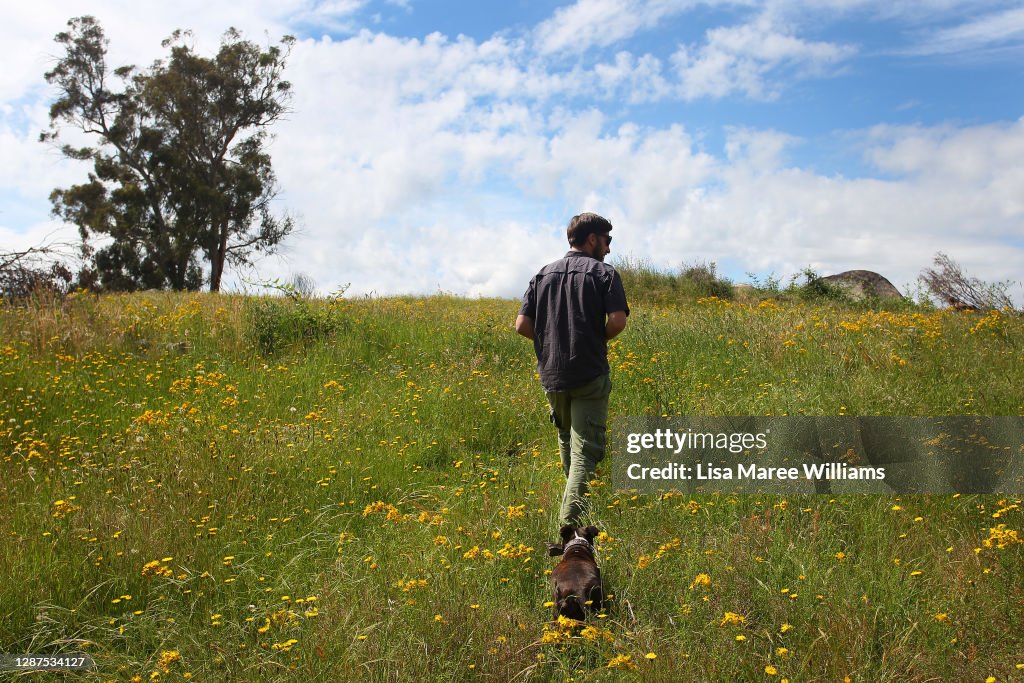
[604,269,629,339]
[605,311,626,339]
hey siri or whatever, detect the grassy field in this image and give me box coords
[1,287,1022,682]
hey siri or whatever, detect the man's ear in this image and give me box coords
[559,525,575,543]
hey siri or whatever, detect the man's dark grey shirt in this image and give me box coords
[519,251,630,392]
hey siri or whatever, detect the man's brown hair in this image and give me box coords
[567,213,613,247]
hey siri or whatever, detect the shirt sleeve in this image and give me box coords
[519,277,537,318]
[605,270,629,316]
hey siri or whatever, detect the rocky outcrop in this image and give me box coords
[731,283,755,298]
[819,270,903,301]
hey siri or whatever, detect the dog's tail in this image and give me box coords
[558,594,586,621]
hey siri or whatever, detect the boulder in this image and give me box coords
[818,270,903,301]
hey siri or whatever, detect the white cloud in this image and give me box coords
[1,1,1021,305]
[533,2,860,104]
[0,219,82,266]
[261,104,1024,301]
[0,101,84,198]
[864,120,1024,224]
[903,6,1024,56]
[672,13,856,100]
[624,121,1024,299]
[533,0,702,55]
[289,0,370,33]
[724,127,800,170]
[593,52,671,103]
[2,1,301,103]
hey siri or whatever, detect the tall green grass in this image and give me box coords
[0,291,1021,681]
[614,258,734,305]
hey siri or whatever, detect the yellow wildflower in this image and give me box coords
[720,611,747,627]
[606,654,638,670]
[156,650,181,673]
[689,573,712,590]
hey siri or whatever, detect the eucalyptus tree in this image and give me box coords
[43,16,295,292]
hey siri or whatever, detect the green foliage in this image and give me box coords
[789,267,854,304]
[43,16,295,292]
[244,296,346,356]
[615,257,734,304]
[743,268,925,311]
[241,278,351,355]
[744,271,782,294]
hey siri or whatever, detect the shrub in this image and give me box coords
[244,296,345,355]
[1,247,75,303]
[615,257,733,304]
[680,262,734,299]
[790,268,854,304]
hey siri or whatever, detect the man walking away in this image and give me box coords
[515,213,629,527]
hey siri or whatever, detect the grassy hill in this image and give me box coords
[1,289,1022,681]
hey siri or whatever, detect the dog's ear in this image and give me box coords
[559,525,575,543]
[582,526,599,543]
[545,541,565,557]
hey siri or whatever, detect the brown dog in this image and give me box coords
[547,525,604,621]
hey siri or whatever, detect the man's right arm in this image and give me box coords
[605,310,627,339]
[515,314,535,340]
[517,277,537,340]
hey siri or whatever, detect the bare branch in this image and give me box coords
[919,252,1014,311]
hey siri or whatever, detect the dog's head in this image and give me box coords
[547,525,599,557]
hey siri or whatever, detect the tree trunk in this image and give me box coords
[208,219,229,292]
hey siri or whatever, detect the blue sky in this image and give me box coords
[2,0,1023,299]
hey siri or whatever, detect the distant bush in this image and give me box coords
[744,268,922,311]
[615,258,733,304]
[244,284,347,355]
[245,298,345,355]
[790,268,855,304]
[1,246,75,303]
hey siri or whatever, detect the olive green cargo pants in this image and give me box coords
[545,374,611,526]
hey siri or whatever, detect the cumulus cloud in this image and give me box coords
[629,121,1024,298]
[269,46,1023,299]
[672,13,856,100]
[532,0,701,55]
[0,101,82,198]
[533,0,858,100]
[287,0,370,34]
[863,121,1024,230]
[3,0,345,118]
[2,1,1021,304]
